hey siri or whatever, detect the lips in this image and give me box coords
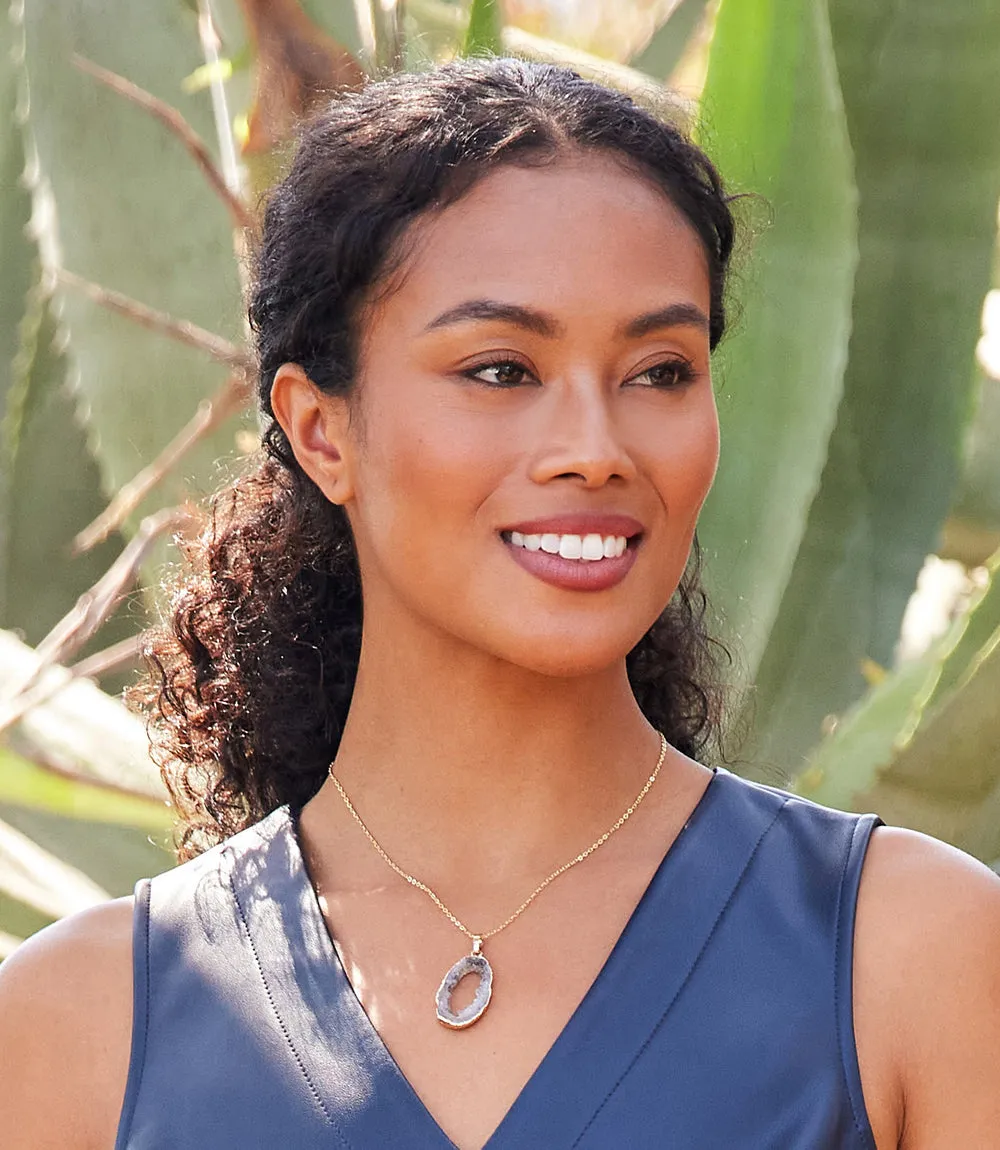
[499,514,643,592]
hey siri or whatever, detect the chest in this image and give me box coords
[322,865,659,1149]
[121,786,885,1150]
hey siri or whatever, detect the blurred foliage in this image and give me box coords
[0,0,998,952]
[748,0,1000,775]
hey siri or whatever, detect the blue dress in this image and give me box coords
[115,768,882,1148]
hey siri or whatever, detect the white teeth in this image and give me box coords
[507,531,630,561]
[581,533,604,561]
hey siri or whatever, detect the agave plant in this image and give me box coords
[1,0,998,952]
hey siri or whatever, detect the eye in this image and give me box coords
[626,358,697,390]
[462,358,536,388]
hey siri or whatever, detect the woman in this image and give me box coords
[1,59,998,1150]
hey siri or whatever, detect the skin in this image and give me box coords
[1,154,998,1150]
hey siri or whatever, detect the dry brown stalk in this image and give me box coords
[72,54,255,233]
[0,507,195,734]
[56,269,252,372]
[74,372,251,553]
[70,635,145,681]
[238,0,365,154]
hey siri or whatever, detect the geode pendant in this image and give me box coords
[435,938,493,1029]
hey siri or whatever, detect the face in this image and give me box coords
[278,152,719,678]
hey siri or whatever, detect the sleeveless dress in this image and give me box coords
[115,768,882,1149]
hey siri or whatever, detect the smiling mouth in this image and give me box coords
[500,530,635,562]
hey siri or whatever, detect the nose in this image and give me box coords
[527,378,637,489]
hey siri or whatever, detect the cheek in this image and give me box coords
[643,390,720,531]
[350,386,502,562]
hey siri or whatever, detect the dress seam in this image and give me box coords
[113,879,151,1150]
[570,796,789,1147]
[224,847,354,1149]
[833,814,878,1145]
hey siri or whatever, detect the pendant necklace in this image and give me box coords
[328,731,667,1030]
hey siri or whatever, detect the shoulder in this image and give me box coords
[854,826,1000,1148]
[0,897,135,1150]
[858,824,1000,981]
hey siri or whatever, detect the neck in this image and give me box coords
[322,612,670,887]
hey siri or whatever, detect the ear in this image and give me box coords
[270,363,355,505]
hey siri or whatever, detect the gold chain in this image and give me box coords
[327,731,668,945]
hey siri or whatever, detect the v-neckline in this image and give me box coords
[227,766,786,1148]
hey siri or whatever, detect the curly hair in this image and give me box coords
[139,58,737,860]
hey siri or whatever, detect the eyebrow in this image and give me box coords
[422,298,710,339]
[623,303,710,339]
[423,300,559,337]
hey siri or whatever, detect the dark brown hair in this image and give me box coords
[140,58,737,860]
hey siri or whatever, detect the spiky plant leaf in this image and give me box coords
[0,744,170,831]
[798,553,1000,860]
[0,0,36,616]
[862,634,1000,861]
[695,0,858,690]
[924,549,1000,710]
[749,0,1000,776]
[0,3,32,425]
[0,813,109,919]
[1,287,132,643]
[20,0,246,511]
[0,802,171,898]
[794,652,937,811]
[0,629,163,800]
[948,369,1000,563]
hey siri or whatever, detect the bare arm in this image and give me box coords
[855,827,1000,1150]
[0,898,134,1149]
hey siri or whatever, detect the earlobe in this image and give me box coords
[269,363,355,505]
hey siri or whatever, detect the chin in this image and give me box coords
[483,623,652,680]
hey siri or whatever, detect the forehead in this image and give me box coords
[371,153,711,332]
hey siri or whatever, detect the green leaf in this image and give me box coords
[0,813,109,919]
[0,892,51,947]
[0,2,36,620]
[949,369,1000,560]
[0,802,170,899]
[0,629,164,801]
[630,0,710,81]
[794,652,937,810]
[463,0,503,57]
[1,287,134,644]
[0,6,33,426]
[695,0,858,686]
[795,553,1000,855]
[861,631,1000,861]
[20,0,246,510]
[0,744,170,832]
[924,548,1000,711]
[750,0,1000,776]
